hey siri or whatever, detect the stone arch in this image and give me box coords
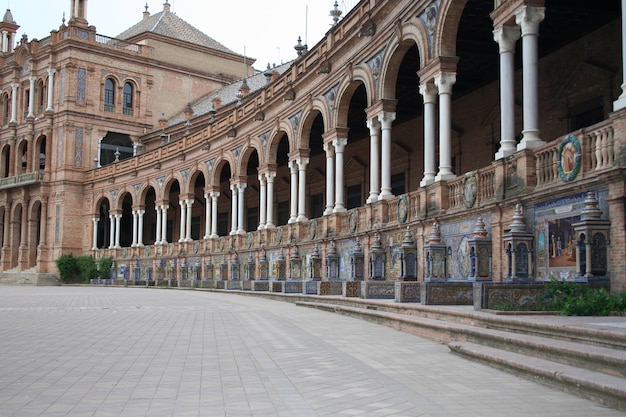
[433,0,468,59]
[380,26,425,100]
[335,78,371,128]
[238,143,263,178]
[297,100,329,151]
[266,128,292,166]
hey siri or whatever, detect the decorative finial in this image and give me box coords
[330,1,342,26]
[509,204,527,233]
[473,216,488,238]
[581,191,602,220]
[401,226,415,247]
[294,36,306,56]
[428,221,441,244]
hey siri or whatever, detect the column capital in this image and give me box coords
[47,67,56,76]
[296,157,309,169]
[265,171,276,181]
[377,111,396,129]
[366,116,381,132]
[333,137,348,152]
[323,141,335,155]
[493,25,520,53]
[419,82,438,103]
[210,191,220,198]
[435,73,456,95]
[237,182,247,191]
[515,6,545,36]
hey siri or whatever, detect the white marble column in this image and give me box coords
[108,214,115,249]
[333,138,347,212]
[178,199,187,242]
[378,111,396,200]
[10,83,17,124]
[420,82,437,187]
[288,161,298,223]
[494,25,521,159]
[92,218,99,250]
[265,172,276,228]
[210,192,220,238]
[515,5,545,150]
[155,206,162,244]
[46,68,56,112]
[137,210,145,247]
[324,142,335,215]
[28,76,36,118]
[160,205,169,244]
[230,183,238,235]
[1,31,7,53]
[296,158,309,222]
[185,199,193,241]
[237,183,247,234]
[114,214,122,248]
[434,73,456,181]
[204,194,211,239]
[131,210,138,247]
[258,174,267,230]
[366,117,381,203]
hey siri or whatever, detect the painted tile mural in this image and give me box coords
[532,190,608,280]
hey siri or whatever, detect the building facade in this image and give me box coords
[1,0,625,297]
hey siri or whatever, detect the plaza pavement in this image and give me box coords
[0,285,623,417]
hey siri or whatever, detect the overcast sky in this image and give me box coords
[7,0,357,71]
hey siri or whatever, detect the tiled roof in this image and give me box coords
[167,63,292,127]
[116,7,235,55]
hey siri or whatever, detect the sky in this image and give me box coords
[7,0,357,71]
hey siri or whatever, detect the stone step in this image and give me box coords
[296,299,626,411]
[448,341,626,412]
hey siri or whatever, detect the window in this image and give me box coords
[391,172,406,196]
[122,82,133,116]
[104,78,115,112]
[310,193,323,219]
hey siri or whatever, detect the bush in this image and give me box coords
[544,279,626,316]
[55,254,79,283]
[76,256,98,281]
[97,257,113,280]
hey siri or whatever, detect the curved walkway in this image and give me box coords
[0,286,622,417]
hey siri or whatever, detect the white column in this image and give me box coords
[28,76,36,118]
[258,174,267,230]
[324,142,335,215]
[185,200,193,241]
[296,158,309,222]
[204,194,211,239]
[210,192,220,238]
[494,25,521,159]
[366,118,381,203]
[114,214,122,248]
[288,160,298,223]
[10,83,17,124]
[265,172,276,228]
[420,82,437,187]
[333,138,347,212]
[237,183,247,234]
[161,205,169,244]
[92,218,99,250]
[108,214,115,249]
[230,183,238,235]
[131,210,138,247]
[1,31,7,53]
[378,111,396,200]
[46,68,56,112]
[434,73,456,181]
[178,199,187,242]
[515,5,545,150]
[155,206,162,244]
[137,210,145,247]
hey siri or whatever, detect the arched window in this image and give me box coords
[37,79,46,115]
[122,82,133,116]
[104,78,115,112]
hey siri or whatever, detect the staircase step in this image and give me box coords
[448,341,626,412]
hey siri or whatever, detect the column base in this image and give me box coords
[323,208,334,216]
[614,92,626,111]
[517,130,544,150]
[435,172,455,182]
[419,177,435,188]
[296,215,308,222]
[366,193,379,204]
[494,146,516,160]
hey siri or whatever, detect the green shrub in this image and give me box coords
[544,279,625,316]
[55,254,79,283]
[76,256,98,281]
[97,257,113,279]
